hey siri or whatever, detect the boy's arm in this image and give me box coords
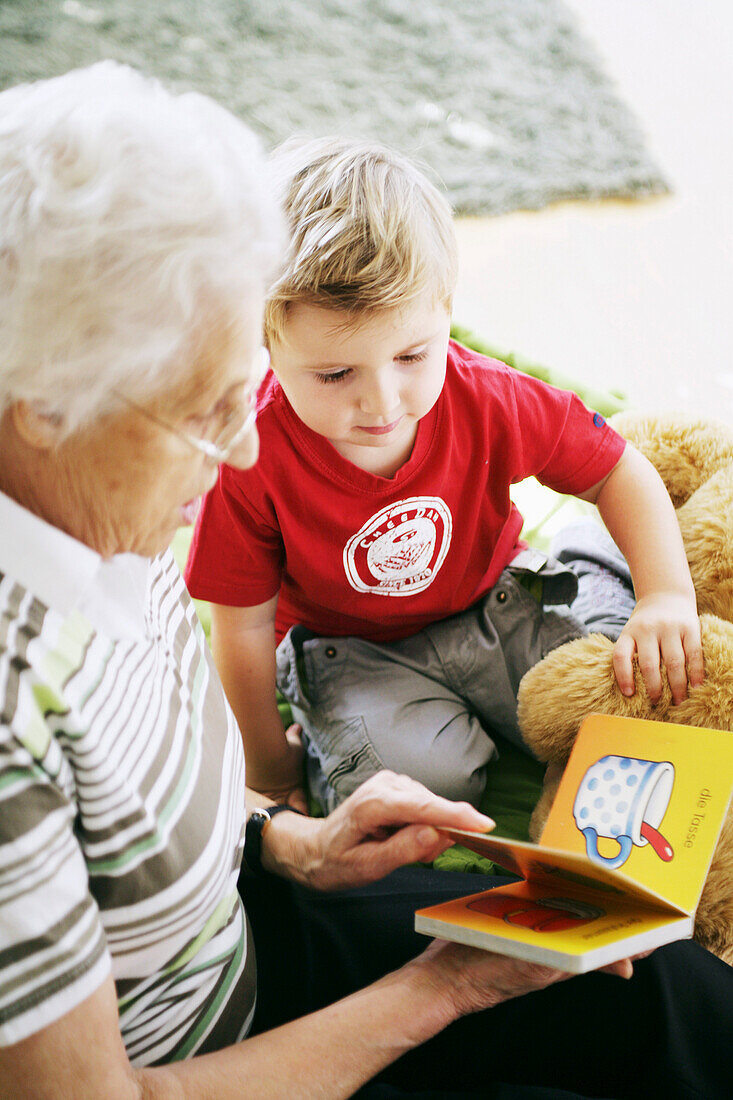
[577,444,704,705]
[210,597,308,813]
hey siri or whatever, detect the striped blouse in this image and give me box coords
[0,492,255,1063]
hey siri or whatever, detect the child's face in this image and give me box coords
[270,298,451,474]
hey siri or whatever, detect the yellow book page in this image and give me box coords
[439,829,681,912]
[540,714,733,914]
[416,879,684,958]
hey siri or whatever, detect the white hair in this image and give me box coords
[0,61,284,435]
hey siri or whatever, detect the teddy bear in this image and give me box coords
[516,411,733,962]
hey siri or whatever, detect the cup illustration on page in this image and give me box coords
[573,755,675,870]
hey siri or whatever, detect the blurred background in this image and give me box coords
[1,0,730,423]
[455,0,733,424]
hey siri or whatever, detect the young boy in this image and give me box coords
[185,137,703,814]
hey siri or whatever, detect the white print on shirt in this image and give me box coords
[343,497,453,597]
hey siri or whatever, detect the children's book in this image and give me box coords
[415,714,733,973]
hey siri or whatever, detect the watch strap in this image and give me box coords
[243,804,302,877]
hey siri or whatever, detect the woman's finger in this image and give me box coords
[598,958,633,979]
[344,824,456,885]
[347,773,494,835]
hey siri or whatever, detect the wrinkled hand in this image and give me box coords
[250,723,309,815]
[262,770,494,891]
[410,938,635,1021]
[612,592,704,705]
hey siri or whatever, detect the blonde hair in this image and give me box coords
[0,62,283,437]
[265,136,457,343]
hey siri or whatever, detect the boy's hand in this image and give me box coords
[612,592,704,705]
[250,722,310,814]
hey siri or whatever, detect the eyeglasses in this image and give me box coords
[120,347,270,465]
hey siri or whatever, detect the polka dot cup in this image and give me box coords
[573,755,675,870]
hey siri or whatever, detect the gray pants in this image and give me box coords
[276,521,634,813]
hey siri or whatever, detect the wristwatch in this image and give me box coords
[243,804,302,876]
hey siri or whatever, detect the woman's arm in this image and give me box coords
[0,774,636,1100]
[0,938,592,1100]
[578,444,704,704]
[210,597,307,811]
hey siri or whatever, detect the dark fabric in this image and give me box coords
[355,1084,600,1100]
[239,864,732,1100]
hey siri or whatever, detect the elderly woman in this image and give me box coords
[0,64,729,1100]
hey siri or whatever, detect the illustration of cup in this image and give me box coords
[573,755,675,870]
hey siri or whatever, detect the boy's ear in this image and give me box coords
[10,400,66,449]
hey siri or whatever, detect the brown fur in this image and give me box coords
[609,411,733,507]
[677,470,733,621]
[517,414,733,962]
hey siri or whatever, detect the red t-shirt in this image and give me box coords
[185,342,625,643]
